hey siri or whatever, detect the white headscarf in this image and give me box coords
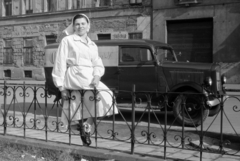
[63,13,90,35]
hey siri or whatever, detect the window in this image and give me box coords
[129,0,142,6]
[120,47,153,64]
[4,0,12,16]
[156,47,176,62]
[23,38,34,65]
[98,34,111,40]
[129,32,142,39]
[76,0,86,8]
[47,0,54,12]
[3,49,13,64]
[26,0,33,14]
[46,35,57,44]
[3,39,13,64]
[100,0,112,6]
[24,70,32,78]
[95,0,112,7]
[4,70,11,77]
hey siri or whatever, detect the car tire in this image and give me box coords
[173,91,209,127]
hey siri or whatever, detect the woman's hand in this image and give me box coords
[91,76,100,88]
[61,90,70,100]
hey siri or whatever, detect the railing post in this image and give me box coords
[131,84,136,154]
[80,90,84,145]
[23,81,26,138]
[94,87,98,148]
[164,94,168,160]
[181,95,185,149]
[219,94,224,154]
[68,92,71,145]
[199,95,204,161]
[147,94,151,145]
[13,86,16,128]
[3,81,7,135]
[44,82,48,142]
[33,86,37,129]
[112,90,116,140]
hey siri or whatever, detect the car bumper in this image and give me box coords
[206,95,229,107]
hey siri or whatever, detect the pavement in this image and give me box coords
[0,113,240,161]
[0,81,240,161]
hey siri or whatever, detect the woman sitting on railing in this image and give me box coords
[52,13,118,146]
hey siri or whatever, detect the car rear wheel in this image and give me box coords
[173,91,209,127]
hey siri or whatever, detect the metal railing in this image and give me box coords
[0,81,239,161]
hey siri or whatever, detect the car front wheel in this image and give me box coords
[173,91,209,127]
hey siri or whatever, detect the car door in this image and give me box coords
[118,46,157,100]
[98,46,119,91]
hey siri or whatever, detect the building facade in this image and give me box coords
[152,0,240,83]
[0,0,240,83]
[0,0,151,81]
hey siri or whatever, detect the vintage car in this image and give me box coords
[44,39,226,126]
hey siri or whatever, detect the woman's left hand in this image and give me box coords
[91,76,100,88]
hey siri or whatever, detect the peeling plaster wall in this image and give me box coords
[0,6,151,81]
[153,0,240,83]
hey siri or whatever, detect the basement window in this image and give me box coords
[4,70,11,78]
[98,34,111,40]
[24,70,32,78]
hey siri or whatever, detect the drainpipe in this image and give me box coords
[150,0,153,39]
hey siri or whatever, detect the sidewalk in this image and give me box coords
[0,124,239,161]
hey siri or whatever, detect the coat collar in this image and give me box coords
[72,34,94,45]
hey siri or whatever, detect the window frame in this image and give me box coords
[45,35,57,45]
[4,0,12,16]
[128,32,143,39]
[47,0,54,12]
[3,39,13,65]
[155,47,177,62]
[23,38,34,66]
[100,0,112,7]
[26,0,33,14]
[3,47,14,65]
[119,46,154,65]
[97,33,111,40]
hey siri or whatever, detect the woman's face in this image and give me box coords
[73,17,89,36]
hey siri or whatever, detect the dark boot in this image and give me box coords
[78,122,92,146]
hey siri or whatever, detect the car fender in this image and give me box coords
[170,81,204,93]
[167,82,204,103]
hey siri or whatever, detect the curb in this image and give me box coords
[198,131,240,144]
[0,134,174,161]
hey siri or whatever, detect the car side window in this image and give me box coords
[120,47,153,64]
[156,48,176,62]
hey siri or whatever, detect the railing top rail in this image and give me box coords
[0,81,45,87]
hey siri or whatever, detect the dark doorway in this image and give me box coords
[167,18,213,63]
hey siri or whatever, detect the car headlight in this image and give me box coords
[204,77,212,87]
[221,75,227,84]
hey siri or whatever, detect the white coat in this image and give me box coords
[52,34,118,127]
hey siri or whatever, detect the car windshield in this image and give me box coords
[155,47,176,62]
